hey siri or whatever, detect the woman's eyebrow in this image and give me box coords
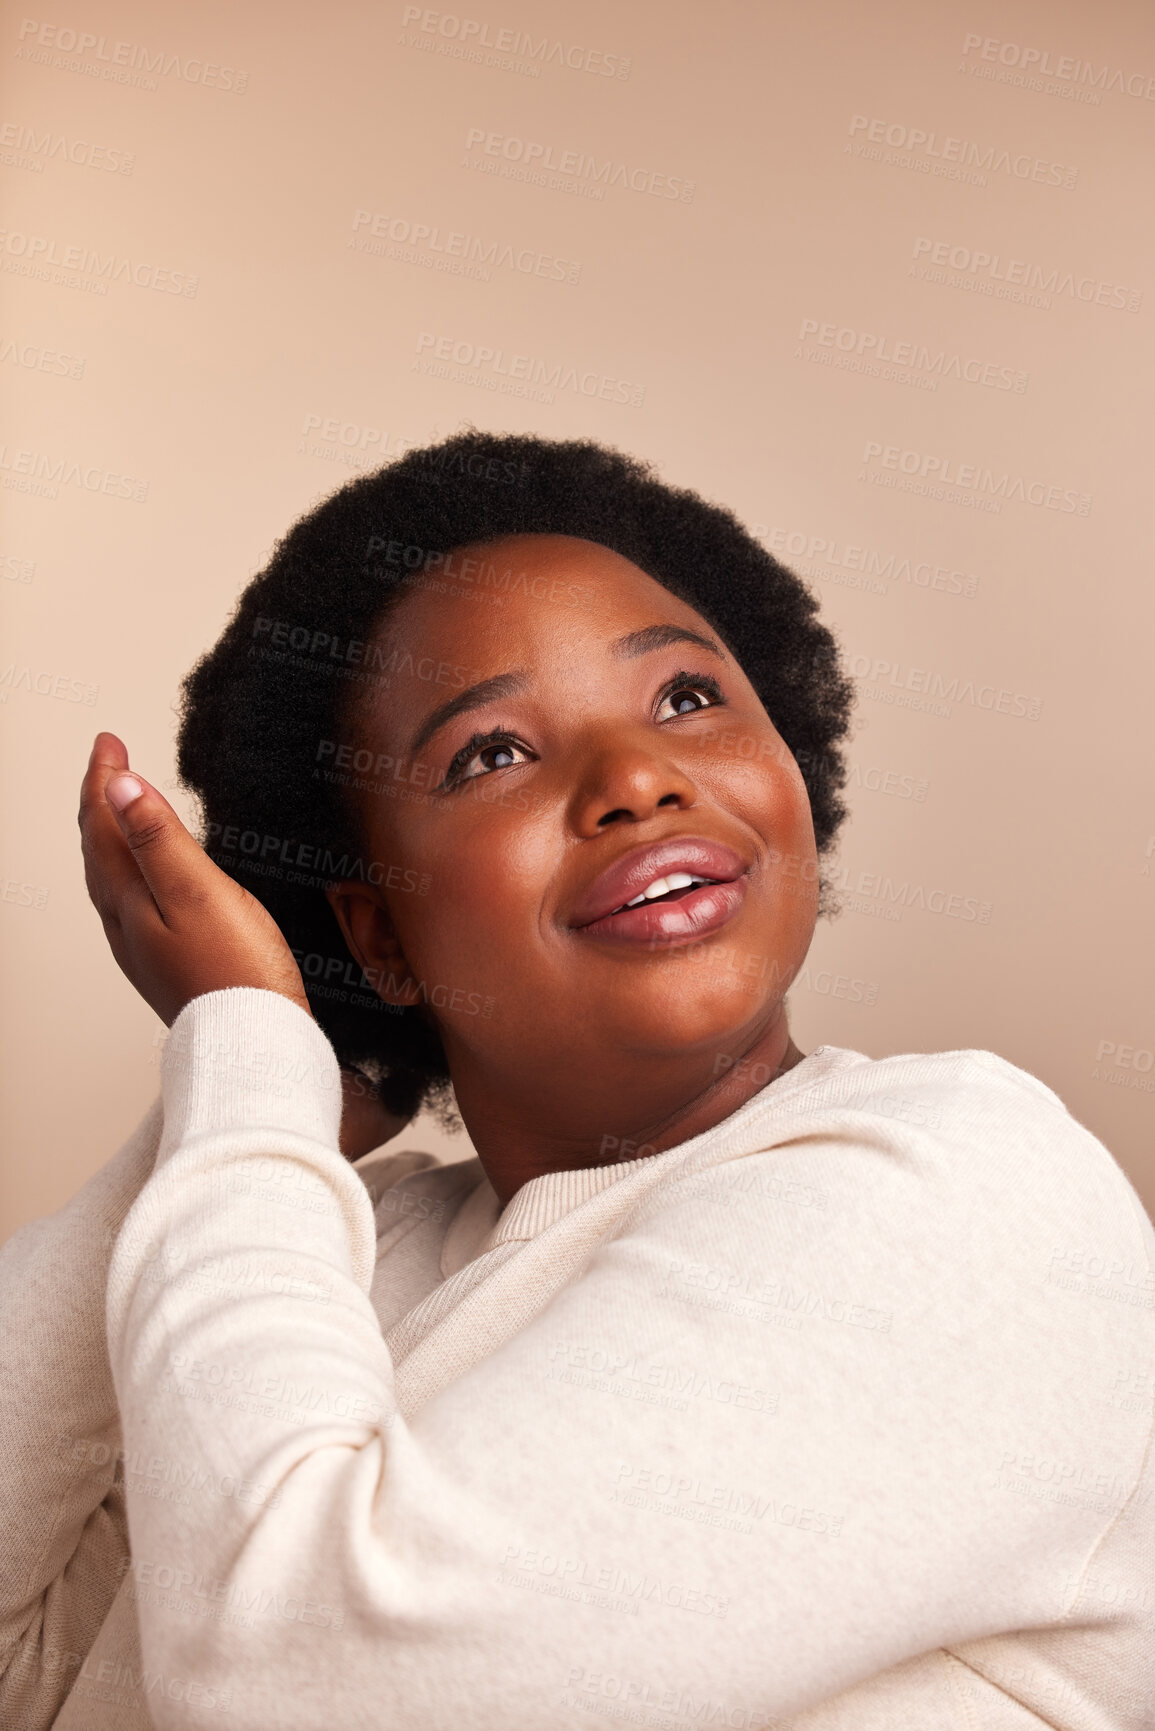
[408,671,529,761]
[611,624,725,660]
[406,626,723,762]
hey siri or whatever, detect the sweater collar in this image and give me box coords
[441,1044,855,1274]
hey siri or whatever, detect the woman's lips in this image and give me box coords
[568,837,745,930]
[576,877,747,946]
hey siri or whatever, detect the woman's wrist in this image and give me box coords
[154,988,342,1171]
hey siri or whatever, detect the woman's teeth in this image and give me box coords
[615,872,714,913]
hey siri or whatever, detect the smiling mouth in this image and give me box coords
[578,874,747,947]
[610,872,720,914]
[567,837,747,947]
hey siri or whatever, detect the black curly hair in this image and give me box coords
[176,429,855,1120]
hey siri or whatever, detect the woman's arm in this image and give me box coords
[0,1095,162,1731]
[0,736,400,1730]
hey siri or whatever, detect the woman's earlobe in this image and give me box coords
[324,882,422,1009]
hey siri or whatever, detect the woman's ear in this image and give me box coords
[324,882,422,1009]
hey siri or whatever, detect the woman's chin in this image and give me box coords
[606,986,785,1069]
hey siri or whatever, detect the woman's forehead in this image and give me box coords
[343,536,736,761]
[374,533,721,655]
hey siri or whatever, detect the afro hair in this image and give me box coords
[176,429,854,1120]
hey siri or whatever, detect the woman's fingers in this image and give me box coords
[78,732,154,922]
[96,758,216,927]
[79,731,312,1026]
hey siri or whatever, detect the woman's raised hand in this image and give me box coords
[79,731,313,1028]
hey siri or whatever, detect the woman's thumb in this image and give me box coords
[103,766,205,913]
[106,772,145,813]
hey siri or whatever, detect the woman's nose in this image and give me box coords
[568,739,698,836]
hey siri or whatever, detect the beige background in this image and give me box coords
[2,0,1153,1238]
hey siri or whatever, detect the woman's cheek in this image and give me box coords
[411,833,533,973]
[764,846,821,907]
[708,749,813,836]
[723,761,818,911]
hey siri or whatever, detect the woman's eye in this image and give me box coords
[669,690,708,715]
[475,742,523,773]
[443,730,532,788]
[656,675,724,721]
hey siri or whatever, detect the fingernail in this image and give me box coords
[107,773,144,812]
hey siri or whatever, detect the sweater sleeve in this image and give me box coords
[106,990,1153,1730]
[0,1091,163,1731]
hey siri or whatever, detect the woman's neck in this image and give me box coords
[449,1015,806,1209]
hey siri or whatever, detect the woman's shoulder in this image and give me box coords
[779,1042,1131,1178]
[783,1040,1075,1117]
[673,1042,1154,1272]
[632,1043,1154,1381]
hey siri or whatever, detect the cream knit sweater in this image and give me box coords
[1,987,1152,1730]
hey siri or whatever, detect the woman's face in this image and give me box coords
[331,534,818,1125]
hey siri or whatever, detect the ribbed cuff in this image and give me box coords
[155,987,342,1166]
